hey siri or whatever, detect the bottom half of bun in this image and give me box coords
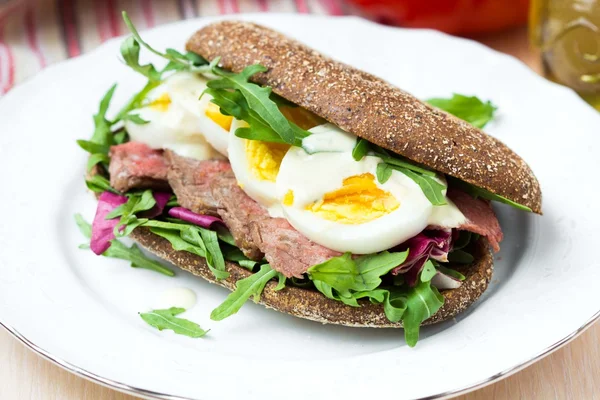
[130,227,494,327]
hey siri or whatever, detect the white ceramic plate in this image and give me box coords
[0,13,599,400]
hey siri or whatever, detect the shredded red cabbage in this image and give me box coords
[90,192,127,255]
[168,207,223,228]
[90,191,171,255]
[140,192,171,218]
[391,229,453,287]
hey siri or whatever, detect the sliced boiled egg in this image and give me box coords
[166,72,232,156]
[277,148,434,254]
[124,84,224,161]
[228,119,291,216]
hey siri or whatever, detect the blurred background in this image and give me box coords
[0,0,599,109]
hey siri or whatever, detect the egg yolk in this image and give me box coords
[205,102,233,131]
[283,190,295,206]
[307,173,400,224]
[245,140,290,182]
[149,93,172,112]
[280,105,325,130]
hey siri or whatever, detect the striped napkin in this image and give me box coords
[0,0,347,94]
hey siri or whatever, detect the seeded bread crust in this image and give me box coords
[130,227,493,327]
[187,21,542,214]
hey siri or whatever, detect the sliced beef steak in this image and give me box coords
[447,188,503,252]
[250,218,342,278]
[109,142,170,192]
[164,150,231,216]
[166,150,340,277]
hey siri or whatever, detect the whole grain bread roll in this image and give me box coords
[187,21,542,214]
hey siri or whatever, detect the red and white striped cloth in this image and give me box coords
[0,0,348,95]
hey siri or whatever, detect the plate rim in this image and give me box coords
[1,12,599,400]
[2,311,599,400]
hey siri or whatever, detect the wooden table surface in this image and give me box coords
[1,26,599,400]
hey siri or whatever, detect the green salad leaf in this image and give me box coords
[107,189,156,236]
[436,264,466,281]
[447,176,532,212]
[401,280,444,346]
[140,307,208,338]
[120,36,161,82]
[352,138,370,161]
[448,250,475,264]
[143,220,229,280]
[376,163,393,184]
[86,153,110,172]
[122,113,150,125]
[308,251,443,347]
[85,175,120,194]
[426,94,497,129]
[74,214,175,276]
[206,66,311,145]
[91,84,117,147]
[211,264,283,321]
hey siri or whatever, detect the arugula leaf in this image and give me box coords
[211,264,279,321]
[376,163,393,184]
[85,175,119,194]
[207,66,310,145]
[222,245,260,271]
[140,307,208,338]
[166,195,179,207]
[199,228,227,278]
[436,265,466,281]
[74,214,92,238]
[108,190,156,236]
[308,251,408,296]
[145,220,230,280]
[120,36,161,82]
[307,253,358,297]
[90,84,117,146]
[383,290,408,322]
[448,250,475,264]
[121,12,211,75]
[354,251,409,290]
[374,153,436,177]
[400,169,448,206]
[86,153,110,172]
[122,113,150,125]
[308,251,444,347]
[421,260,436,282]
[401,280,444,347]
[427,94,497,129]
[104,240,175,276]
[77,140,110,155]
[352,138,370,161]
[114,80,160,122]
[447,176,532,212]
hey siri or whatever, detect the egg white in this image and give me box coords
[275,123,467,254]
[124,72,228,161]
[228,119,288,217]
[166,72,230,156]
[276,147,433,254]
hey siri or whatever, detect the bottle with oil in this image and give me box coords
[531,0,600,109]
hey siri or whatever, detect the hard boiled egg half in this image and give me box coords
[275,124,465,254]
[124,71,233,160]
[226,107,324,217]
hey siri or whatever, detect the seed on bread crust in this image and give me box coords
[187,21,542,214]
[130,227,493,328]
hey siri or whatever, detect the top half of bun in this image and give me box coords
[186,21,542,214]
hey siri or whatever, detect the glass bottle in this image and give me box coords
[530,0,600,109]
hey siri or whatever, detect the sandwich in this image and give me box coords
[75,13,542,347]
